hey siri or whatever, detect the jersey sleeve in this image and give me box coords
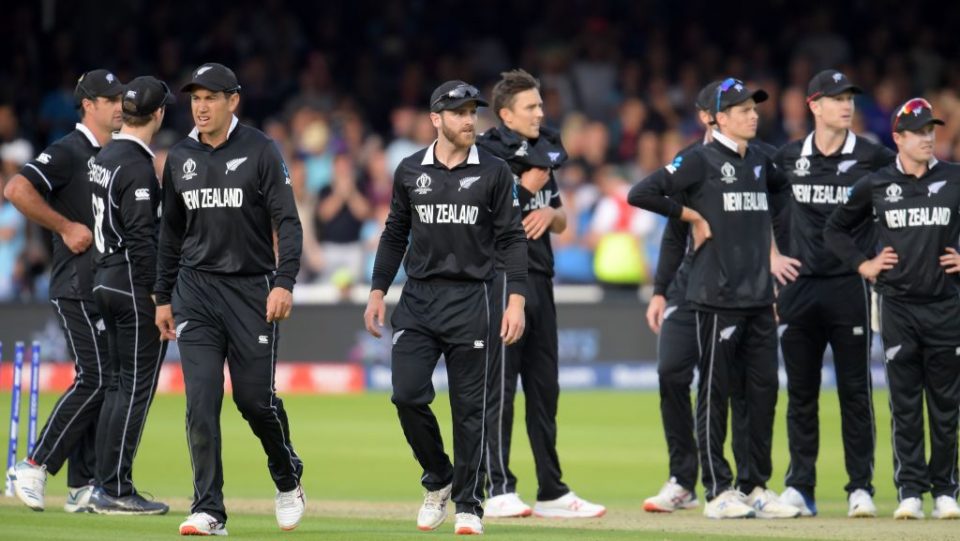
[154,159,185,304]
[116,162,161,287]
[627,151,705,218]
[824,176,874,273]
[370,162,413,293]
[653,217,689,296]
[490,161,528,298]
[258,141,303,292]
[19,140,75,195]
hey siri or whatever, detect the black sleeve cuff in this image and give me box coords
[153,291,171,305]
[274,275,296,292]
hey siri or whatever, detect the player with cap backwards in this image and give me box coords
[5,69,123,513]
[153,63,305,535]
[630,78,800,519]
[82,76,174,515]
[826,98,960,521]
[773,70,895,519]
[364,80,527,535]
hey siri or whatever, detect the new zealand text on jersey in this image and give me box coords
[883,206,951,229]
[182,187,244,210]
[792,183,849,205]
[524,189,554,211]
[414,204,479,224]
[722,192,768,212]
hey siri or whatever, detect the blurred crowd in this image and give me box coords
[2,1,960,301]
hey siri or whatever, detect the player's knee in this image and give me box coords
[390,385,434,408]
[231,387,273,419]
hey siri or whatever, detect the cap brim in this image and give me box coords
[433,96,489,112]
[895,118,945,132]
[180,82,240,93]
[100,86,125,97]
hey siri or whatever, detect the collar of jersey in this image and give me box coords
[188,115,240,146]
[421,140,480,167]
[112,133,156,159]
[710,129,741,155]
[800,129,856,157]
[895,155,938,177]
[75,123,101,148]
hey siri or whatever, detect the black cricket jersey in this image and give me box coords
[371,142,528,296]
[629,131,789,310]
[825,157,960,302]
[477,125,565,277]
[775,130,895,276]
[154,117,302,304]
[89,134,161,289]
[17,123,103,300]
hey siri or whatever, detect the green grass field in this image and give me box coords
[1,388,956,540]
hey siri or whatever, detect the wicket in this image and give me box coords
[3,341,41,497]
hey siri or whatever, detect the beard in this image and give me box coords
[441,121,476,149]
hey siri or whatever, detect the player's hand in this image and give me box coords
[266,287,293,322]
[522,208,555,240]
[500,294,526,346]
[155,304,177,341]
[519,167,550,194]
[646,294,667,334]
[60,221,93,254]
[771,253,802,286]
[690,217,712,250]
[364,290,386,338]
[858,246,898,283]
[941,247,960,274]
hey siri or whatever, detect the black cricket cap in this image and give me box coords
[181,63,241,93]
[712,78,768,114]
[122,76,175,117]
[696,80,722,112]
[806,70,862,103]
[74,69,124,104]
[891,97,945,133]
[429,80,488,113]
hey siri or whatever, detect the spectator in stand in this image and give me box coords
[316,153,371,285]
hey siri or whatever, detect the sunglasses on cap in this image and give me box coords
[431,84,481,108]
[893,98,934,132]
[715,77,742,112]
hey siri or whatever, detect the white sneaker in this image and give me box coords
[417,483,452,531]
[7,460,46,511]
[932,495,960,519]
[703,489,755,519]
[179,512,228,536]
[643,477,698,513]
[275,484,305,530]
[848,489,877,518]
[893,497,924,520]
[454,512,484,535]
[533,491,606,518]
[745,487,800,519]
[484,493,532,517]
[780,487,816,517]
[64,485,95,513]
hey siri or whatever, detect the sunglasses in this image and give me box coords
[432,84,480,108]
[715,78,743,112]
[893,98,933,131]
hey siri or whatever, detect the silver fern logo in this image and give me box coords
[225,157,248,174]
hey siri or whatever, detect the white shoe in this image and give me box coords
[484,493,532,518]
[932,495,960,520]
[703,489,755,519]
[417,483,452,531]
[7,460,46,511]
[848,489,877,518]
[780,487,816,517]
[745,487,800,519]
[179,512,228,536]
[643,477,698,513]
[275,484,305,530]
[893,497,924,520]
[533,491,606,518]
[454,512,484,535]
[64,485,95,513]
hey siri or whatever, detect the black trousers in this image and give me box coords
[92,266,168,497]
[30,297,106,488]
[878,294,960,501]
[485,272,568,502]
[173,268,303,523]
[779,275,875,497]
[695,307,779,501]
[658,302,751,494]
[390,278,501,518]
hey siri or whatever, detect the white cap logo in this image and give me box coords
[832,73,843,83]
[196,66,213,77]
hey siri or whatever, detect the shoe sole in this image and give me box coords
[64,505,92,513]
[932,512,960,520]
[533,508,606,519]
[91,507,169,516]
[454,527,483,534]
[848,509,876,518]
[893,513,923,520]
[643,501,674,513]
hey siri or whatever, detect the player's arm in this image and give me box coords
[628,152,711,248]
[491,162,528,345]
[117,164,161,289]
[365,163,413,338]
[523,176,565,239]
[260,141,303,322]
[645,216,688,334]
[824,176,896,281]
[154,160,185,339]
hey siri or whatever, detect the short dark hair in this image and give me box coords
[492,69,540,120]
[121,111,154,127]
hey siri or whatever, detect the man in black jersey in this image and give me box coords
[477,69,604,519]
[825,98,960,520]
[363,80,527,535]
[775,70,895,519]
[630,78,799,519]
[153,63,305,536]
[83,76,173,515]
[5,69,122,513]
